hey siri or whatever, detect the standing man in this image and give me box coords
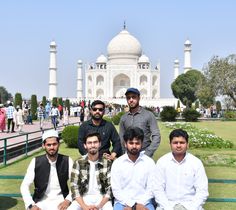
[68,131,112,210]
[50,104,60,130]
[154,129,208,210]
[78,100,122,161]
[37,102,45,131]
[119,88,161,157]
[6,102,15,133]
[111,127,156,210]
[21,129,73,210]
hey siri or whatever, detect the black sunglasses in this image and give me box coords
[92,107,104,112]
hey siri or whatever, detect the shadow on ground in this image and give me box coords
[0,197,18,210]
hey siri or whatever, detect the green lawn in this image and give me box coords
[0,121,236,210]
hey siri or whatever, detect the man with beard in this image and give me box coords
[68,132,112,210]
[78,100,122,161]
[154,129,208,210]
[21,130,73,210]
[119,88,161,158]
[111,127,156,210]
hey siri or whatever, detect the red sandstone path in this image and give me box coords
[0,117,80,148]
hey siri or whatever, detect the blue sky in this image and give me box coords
[1,0,236,100]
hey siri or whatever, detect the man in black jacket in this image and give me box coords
[20,129,73,210]
[78,100,122,161]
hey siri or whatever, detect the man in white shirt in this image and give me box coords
[68,131,112,210]
[20,129,73,210]
[111,127,156,210]
[154,129,209,210]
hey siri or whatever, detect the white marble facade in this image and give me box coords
[84,28,160,102]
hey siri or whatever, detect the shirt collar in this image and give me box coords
[128,106,142,115]
[83,154,108,166]
[124,151,145,163]
[88,118,106,126]
[171,152,188,164]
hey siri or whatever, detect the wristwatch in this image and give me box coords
[28,204,33,209]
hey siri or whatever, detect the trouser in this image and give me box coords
[67,194,112,210]
[39,117,44,129]
[33,195,65,210]
[114,202,155,210]
[51,116,58,129]
[7,118,15,132]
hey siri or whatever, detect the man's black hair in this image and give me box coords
[90,100,105,109]
[123,127,144,143]
[83,131,101,144]
[169,129,189,143]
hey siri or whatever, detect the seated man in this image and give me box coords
[68,131,112,210]
[154,129,209,210]
[20,129,73,210]
[111,127,156,210]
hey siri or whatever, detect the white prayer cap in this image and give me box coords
[42,129,59,142]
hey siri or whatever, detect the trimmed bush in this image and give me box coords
[61,125,79,148]
[223,111,236,119]
[182,108,201,122]
[103,116,113,123]
[31,94,38,120]
[160,106,178,122]
[112,111,125,125]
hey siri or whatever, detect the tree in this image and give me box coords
[203,54,236,107]
[171,70,204,108]
[216,101,222,114]
[65,99,70,115]
[58,97,63,106]
[52,97,58,107]
[14,93,23,108]
[0,86,12,104]
[31,95,38,120]
[196,76,215,108]
[42,96,47,107]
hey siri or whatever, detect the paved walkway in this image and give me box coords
[0,117,80,148]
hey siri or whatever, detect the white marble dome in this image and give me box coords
[138,54,150,63]
[107,30,142,57]
[96,54,107,63]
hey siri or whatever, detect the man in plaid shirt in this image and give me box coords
[6,102,15,133]
[68,131,112,210]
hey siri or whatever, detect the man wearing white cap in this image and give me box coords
[21,129,73,210]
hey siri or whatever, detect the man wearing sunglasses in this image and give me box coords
[78,100,122,161]
[119,88,161,157]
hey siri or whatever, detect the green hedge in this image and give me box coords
[61,125,79,148]
[182,108,201,122]
[160,106,178,122]
[112,111,125,125]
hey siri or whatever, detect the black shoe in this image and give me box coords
[11,131,15,133]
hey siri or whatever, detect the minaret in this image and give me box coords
[174,59,179,79]
[49,41,57,100]
[184,39,192,73]
[77,60,83,100]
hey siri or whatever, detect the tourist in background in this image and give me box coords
[0,104,6,132]
[13,105,24,134]
[37,102,45,131]
[6,102,15,133]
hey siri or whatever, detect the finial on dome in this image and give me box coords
[123,20,126,30]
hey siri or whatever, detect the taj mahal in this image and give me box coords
[48,25,192,107]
